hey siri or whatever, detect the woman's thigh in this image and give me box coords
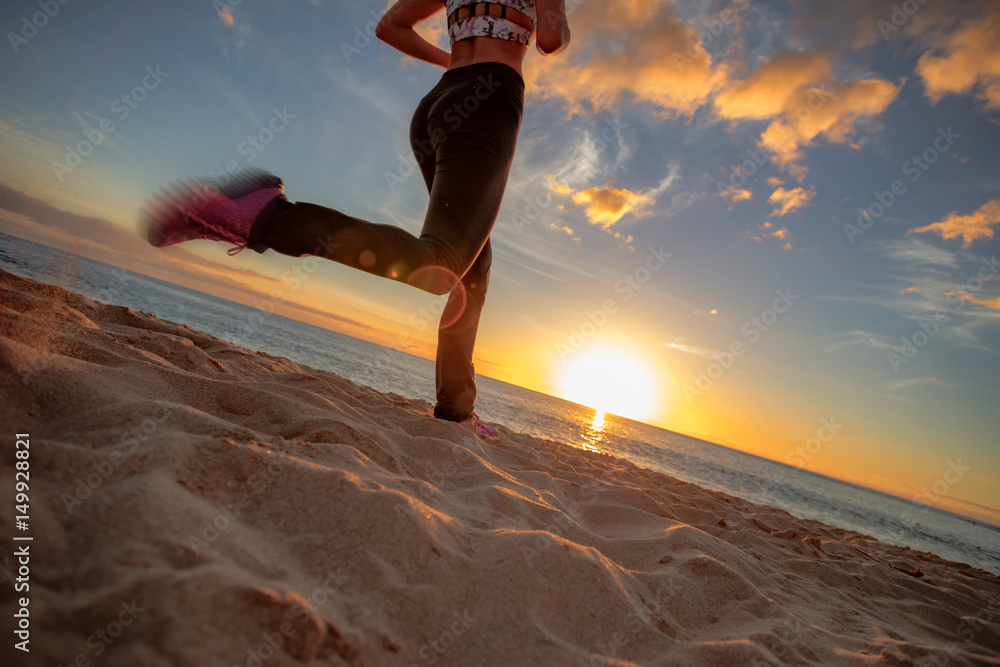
[412,64,524,277]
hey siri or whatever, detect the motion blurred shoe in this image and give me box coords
[141,168,287,255]
[465,412,500,440]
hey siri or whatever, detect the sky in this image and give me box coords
[1,0,999,525]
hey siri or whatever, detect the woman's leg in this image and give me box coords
[433,239,491,421]
[258,64,524,298]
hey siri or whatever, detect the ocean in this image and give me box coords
[2,231,998,575]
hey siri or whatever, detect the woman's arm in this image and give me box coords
[535,0,571,56]
[375,0,450,68]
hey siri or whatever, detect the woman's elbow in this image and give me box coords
[536,29,570,56]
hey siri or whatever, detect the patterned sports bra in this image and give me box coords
[445,0,536,47]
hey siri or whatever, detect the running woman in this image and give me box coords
[141,0,571,438]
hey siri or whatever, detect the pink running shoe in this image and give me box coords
[465,412,500,440]
[141,169,287,255]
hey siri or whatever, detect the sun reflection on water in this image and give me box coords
[581,408,606,452]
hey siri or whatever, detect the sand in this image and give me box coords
[0,268,998,667]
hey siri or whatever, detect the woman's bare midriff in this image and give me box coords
[448,38,528,77]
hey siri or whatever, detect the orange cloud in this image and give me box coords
[219,7,234,27]
[757,77,900,180]
[952,293,1000,310]
[714,50,831,120]
[713,49,899,179]
[909,199,1000,248]
[748,221,791,247]
[916,5,1000,109]
[552,182,655,229]
[768,186,816,217]
[717,187,752,202]
[526,7,903,178]
[549,223,581,243]
[526,0,728,116]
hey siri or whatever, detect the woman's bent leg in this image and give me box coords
[258,203,462,294]
[258,64,523,299]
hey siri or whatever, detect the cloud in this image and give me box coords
[713,50,900,179]
[874,238,961,269]
[714,50,831,120]
[548,223,581,243]
[219,7,235,27]
[824,330,898,353]
[877,377,947,392]
[717,187,752,202]
[526,0,728,117]
[908,199,1000,248]
[556,183,654,229]
[664,341,715,357]
[916,5,1000,109]
[949,293,1000,311]
[413,11,449,50]
[768,186,816,217]
[748,222,790,248]
[854,238,1000,350]
[757,78,900,180]
[525,8,901,180]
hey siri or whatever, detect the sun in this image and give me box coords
[559,347,657,421]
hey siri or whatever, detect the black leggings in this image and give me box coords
[259,62,525,421]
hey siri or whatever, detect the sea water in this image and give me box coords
[2,231,997,575]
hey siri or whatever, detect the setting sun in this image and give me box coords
[560,348,657,421]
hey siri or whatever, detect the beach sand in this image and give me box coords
[1,268,998,667]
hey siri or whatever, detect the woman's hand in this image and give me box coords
[535,0,571,56]
[376,0,451,68]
